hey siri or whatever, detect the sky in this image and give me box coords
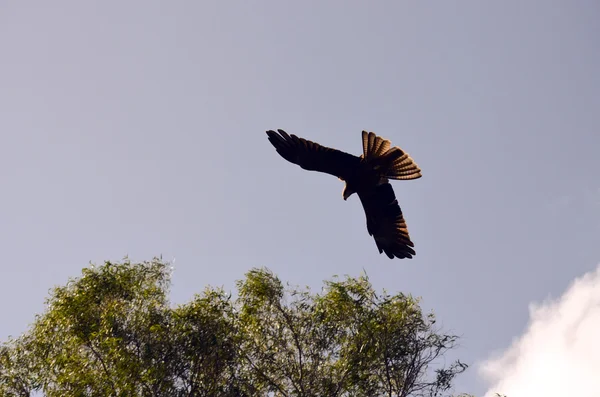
[1,2,599,396]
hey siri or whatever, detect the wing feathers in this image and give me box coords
[266,129,360,179]
[358,183,416,259]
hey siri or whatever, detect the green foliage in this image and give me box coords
[0,258,476,397]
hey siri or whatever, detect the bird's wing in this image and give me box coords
[358,183,416,259]
[266,129,361,179]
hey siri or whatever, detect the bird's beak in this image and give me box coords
[343,189,352,201]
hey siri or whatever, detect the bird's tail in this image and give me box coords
[362,131,422,180]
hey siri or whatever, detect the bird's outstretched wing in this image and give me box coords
[266,129,361,179]
[358,183,416,259]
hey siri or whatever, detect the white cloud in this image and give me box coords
[479,264,600,397]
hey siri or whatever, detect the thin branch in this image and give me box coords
[240,349,289,397]
[84,339,118,396]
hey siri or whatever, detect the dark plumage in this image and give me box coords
[266,129,422,259]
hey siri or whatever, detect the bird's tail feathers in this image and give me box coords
[362,131,391,160]
[379,147,422,180]
[362,131,422,180]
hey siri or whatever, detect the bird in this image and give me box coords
[265,129,422,259]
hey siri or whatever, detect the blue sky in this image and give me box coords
[1,2,599,396]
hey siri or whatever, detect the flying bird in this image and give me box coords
[266,129,422,259]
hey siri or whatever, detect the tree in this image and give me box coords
[1,258,477,396]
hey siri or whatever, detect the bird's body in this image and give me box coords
[266,129,422,259]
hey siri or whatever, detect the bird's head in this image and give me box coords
[342,184,355,201]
